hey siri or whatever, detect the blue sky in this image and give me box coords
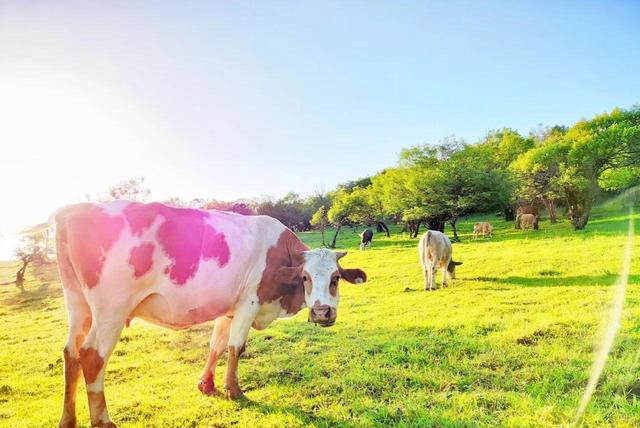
[0,1,639,255]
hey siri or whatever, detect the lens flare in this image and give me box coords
[572,206,634,426]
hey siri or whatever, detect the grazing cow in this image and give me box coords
[55,201,367,428]
[472,222,493,239]
[418,230,462,291]
[515,206,539,229]
[360,228,373,250]
[518,213,539,230]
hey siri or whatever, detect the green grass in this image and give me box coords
[1,205,640,427]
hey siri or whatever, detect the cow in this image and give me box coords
[515,206,539,229]
[359,228,373,250]
[472,222,493,239]
[418,230,462,291]
[517,213,538,230]
[54,201,367,428]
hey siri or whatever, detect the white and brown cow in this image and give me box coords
[472,222,493,239]
[418,230,462,291]
[54,201,367,428]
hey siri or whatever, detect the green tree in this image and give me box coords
[310,206,328,247]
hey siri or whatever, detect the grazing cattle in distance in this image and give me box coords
[518,213,539,230]
[360,228,373,250]
[54,201,367,428]
[472,222,493,239]
[418,230,462,291]
[515,206,539,229]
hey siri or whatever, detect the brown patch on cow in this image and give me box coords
[257,229,309,314]
[78,347,104,384]
[61,348,82,425]
[58,204,125,288]
[329,271,340,296]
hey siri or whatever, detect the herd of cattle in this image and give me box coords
[53,201,540,428]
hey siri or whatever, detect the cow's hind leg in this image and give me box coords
[198,316,232,395]
[60,289,91,428]
[224,302,258,399]
[78,310,127,428]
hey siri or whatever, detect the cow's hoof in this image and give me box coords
[95,422,118,428]
[58,418,77,428]
[198,377,216,396]
[224,386,244,400]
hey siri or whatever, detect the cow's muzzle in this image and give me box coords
[309,305,337,327]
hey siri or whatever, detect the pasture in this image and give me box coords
[1,205,639,427]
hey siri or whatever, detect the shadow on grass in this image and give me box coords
[234,395,347,427]
[0,263,61,308]
[470,274,640,288]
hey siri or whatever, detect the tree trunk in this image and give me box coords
[329,224,342,248]
[543,198,557,224]
[377,221,390,237]
[15,258,28,291]
[449,220,460,242]
[407,220,422,238]
[567,190,593,230]
[320,226,326,247]
[504,207,515,222]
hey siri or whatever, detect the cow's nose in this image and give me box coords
[311,304,332,321]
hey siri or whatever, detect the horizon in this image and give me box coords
[1,1,640,258]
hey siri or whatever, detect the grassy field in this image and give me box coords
[1,205,639,427]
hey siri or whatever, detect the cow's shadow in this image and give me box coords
[234,395,346,427]
[470,273,640,288]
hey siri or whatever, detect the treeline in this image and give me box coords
[105,106,640,247]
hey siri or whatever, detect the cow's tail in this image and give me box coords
[419,230,430,270]
[51,205,85,291]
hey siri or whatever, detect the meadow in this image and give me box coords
[1,205,639,427]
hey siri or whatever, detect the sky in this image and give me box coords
[1,0,639,257]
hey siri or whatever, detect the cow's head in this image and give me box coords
[277,249,367,327]
[447,260,463,279]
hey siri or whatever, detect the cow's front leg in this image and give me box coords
[224,302,258,400]
[198,316,231,395]
[441,267,448,288]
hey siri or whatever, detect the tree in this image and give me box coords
[433,157,514,241]
[254,192,312,231]
[554,107,640,229]
[11,233,46,291]
[310,206,328,246]
[99,177,151,202]
[511,134,567,223]
[327,190,352,248]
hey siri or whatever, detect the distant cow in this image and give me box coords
[418,230,462,291]
[360,228,373,250]
[516,205,539,216]
[472,222,493,239]
[54,201,367,428]
[517,213,539,230]
[515,206,539,229]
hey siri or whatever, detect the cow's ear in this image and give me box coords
[275,266,302,285]
[339,267,367,284]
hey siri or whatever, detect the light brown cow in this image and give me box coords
[418,230,462,291]
[518,213,538,230]
[472,222,493,239]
